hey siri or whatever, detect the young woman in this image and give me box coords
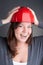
[0,7,43,65]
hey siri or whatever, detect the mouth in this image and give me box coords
[20,34,27,38]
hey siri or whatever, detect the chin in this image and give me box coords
[19,39,27,43]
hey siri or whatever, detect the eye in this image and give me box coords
[18,25,23,27]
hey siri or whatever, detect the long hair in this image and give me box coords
[7,22,32,57]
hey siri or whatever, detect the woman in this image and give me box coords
[0,6,43,65]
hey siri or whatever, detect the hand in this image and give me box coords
[27,7,39,26]
[2,6,20,24]
[32,10,39,26]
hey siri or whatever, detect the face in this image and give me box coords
[14,22,32,43]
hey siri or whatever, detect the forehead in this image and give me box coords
[19,22,32,26]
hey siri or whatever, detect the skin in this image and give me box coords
[14,22,32,44]
[12,22,32,63]
[2,6,20,24]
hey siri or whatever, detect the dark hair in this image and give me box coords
[7,22,32,57]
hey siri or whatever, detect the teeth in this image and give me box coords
[22,35,26,37]
[21,34,27,37]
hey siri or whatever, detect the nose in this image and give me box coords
[22,27,27,33]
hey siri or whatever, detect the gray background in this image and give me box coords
[0,0,43,37]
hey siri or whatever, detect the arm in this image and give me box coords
[0,18,10,26]
[33,11,43,28]
[0,6,20,26]
[28,7,43,28]
[38,22,43,28]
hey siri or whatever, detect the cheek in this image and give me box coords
[14,28,22,38]
[14,30,19,40]
[14,28,22,34]
[28,28,32,34]
[15,26,24,33]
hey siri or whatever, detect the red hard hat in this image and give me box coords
[11,7,34,23]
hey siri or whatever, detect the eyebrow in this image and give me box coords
[19,23,32,27]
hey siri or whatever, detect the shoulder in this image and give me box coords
[32,36,43,49]
[0,36,7,41]
[0,37,9,64]
[0,36,8,54]
[0,36,7,45]
[33,35,43,45]
[33,36,43,41]
[33,36,43,45]
[33,36,43,56]
[0,36,8,49]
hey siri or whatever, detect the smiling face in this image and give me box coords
[14,22,32,43]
